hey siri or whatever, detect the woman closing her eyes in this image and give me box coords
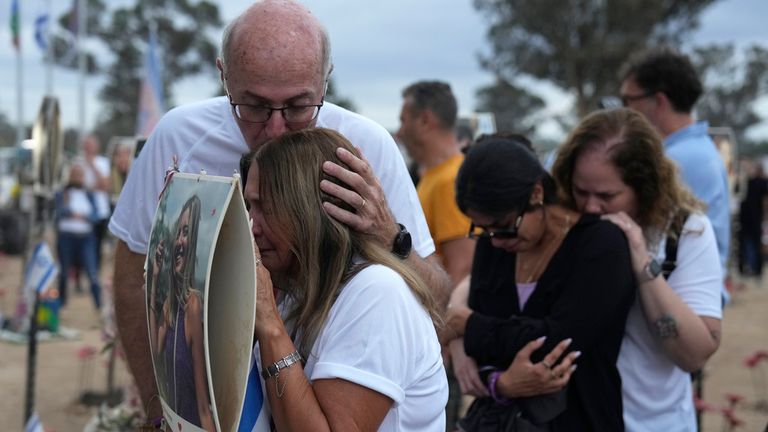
[444,134,636,431]
[242,128,448,431]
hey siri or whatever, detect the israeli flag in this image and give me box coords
[24,242,58,297]
[25,412,44,432]
[135,26,166,137]
[34,11,49,51]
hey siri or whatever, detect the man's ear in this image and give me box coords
[654,91,670,111]
[216,58,226,85]
[529,183,545,206]
[420,109,437,128]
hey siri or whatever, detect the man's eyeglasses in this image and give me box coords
[228,95,324,125]
[468,213,525,240]
[620,91,654,107]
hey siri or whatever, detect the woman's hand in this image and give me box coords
[152,239,165,277]
[496,337,580,398]
[449,338,489,397]
[441,304,472,345]
[601,212,649,275]
[252,244,283,341]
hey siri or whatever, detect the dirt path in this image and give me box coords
[1,252,767,431]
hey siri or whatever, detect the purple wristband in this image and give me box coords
[151,416,164,428]
[488,371,514,405]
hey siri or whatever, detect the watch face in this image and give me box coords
[393,224,412,259]
[649,259,662,277]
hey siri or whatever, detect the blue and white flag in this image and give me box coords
[23,241,59,296]
[136,26,165,137]
[34,9,49,51]
[25,412,44,432]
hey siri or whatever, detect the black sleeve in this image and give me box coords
[464,221,636,366]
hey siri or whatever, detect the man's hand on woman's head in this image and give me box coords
[496,337,580,398]
[320,147,398,247]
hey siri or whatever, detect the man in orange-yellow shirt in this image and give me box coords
[397,81,480,429]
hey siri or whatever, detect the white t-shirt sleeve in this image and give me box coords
[365,133,434,259]
[108,112,180,254]
[664,213,723,319]
[307,265,434,404]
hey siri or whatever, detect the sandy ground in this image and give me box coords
[1,249,767,431]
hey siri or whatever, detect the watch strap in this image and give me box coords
[638,257,661,284]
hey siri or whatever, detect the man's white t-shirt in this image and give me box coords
[618,213,722,432]
[288,264,448,431]
[109,96,434,258]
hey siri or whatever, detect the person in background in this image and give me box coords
[619,47,730,302]
[245,128,447,431]
[456,123,474,153]
[397,81,475,297]
[109,141,134,210]
[109,0,450,423]
[79,135,112,269]
[445,134,635,431]
[552,108,722,431]
[738,161,768,277]
[397,80,477,429]
[54,164,101,309]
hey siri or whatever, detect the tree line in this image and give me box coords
[0,0,765,155]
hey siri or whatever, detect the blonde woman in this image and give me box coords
[242,128,447,431]
[148,195,214,431]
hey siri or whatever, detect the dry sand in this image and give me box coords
[0,251,766,431]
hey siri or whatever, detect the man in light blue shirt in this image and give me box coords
[620,47,731,303]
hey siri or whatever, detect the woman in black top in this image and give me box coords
[445,135,636,431]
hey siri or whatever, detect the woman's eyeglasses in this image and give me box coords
[467,213,524,239]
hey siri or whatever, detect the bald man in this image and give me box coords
[109,0,450,426]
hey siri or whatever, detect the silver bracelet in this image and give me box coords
[262,351,303,379]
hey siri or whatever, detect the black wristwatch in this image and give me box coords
[638,257,662,284]
[392,223,412,259]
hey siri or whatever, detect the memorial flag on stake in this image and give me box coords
[25,412,44,432]
[24,241,59,297]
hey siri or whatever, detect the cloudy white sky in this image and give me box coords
[1,0,767,140]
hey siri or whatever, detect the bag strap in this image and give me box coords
[662,210,689,279]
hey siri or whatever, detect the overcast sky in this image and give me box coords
[1,0,767,140]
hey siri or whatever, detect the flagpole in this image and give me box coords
[45,0,53,96]
[77,0,87,140]
[15,2,24,148]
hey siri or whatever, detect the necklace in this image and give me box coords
[516,212,572,284]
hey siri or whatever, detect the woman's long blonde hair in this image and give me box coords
[552,108,703,240]
[164,194,202,326]
[251,128,441,359]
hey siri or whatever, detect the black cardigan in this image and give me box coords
[464,214,636,431]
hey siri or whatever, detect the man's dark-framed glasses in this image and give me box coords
[229,96,324,124]
[620,91,654,107]
[468,213,524,240]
